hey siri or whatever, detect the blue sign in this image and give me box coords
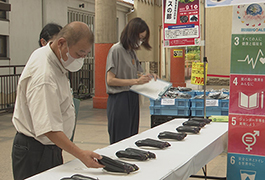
[227,153,265,180]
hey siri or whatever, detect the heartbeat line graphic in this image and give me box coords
[237,49,265,69]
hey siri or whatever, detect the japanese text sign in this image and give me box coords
[191,62,207,85]
[163,0,200,47]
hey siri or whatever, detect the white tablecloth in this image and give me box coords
[27,119,228,180]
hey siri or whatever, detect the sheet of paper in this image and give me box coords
[130,79,172,100]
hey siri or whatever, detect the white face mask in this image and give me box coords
[138,40,143,47]
[59,45,84,72]
[136,40,143,48]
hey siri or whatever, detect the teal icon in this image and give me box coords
[240,170,256,180]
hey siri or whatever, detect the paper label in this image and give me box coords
[206,100,218,107]
[161,99,175,105]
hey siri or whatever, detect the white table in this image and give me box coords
[27,119,228,180]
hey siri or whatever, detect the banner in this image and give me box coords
[232,3,265,34]
[191,62,207,85]
[206,0,265,8]
[163,0,200,47]
[227,3,265,180]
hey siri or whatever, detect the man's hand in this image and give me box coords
[45,131,104,168]
[79,150,105,168]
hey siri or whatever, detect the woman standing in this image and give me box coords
[106,17,157,144]
[39,23,62,47]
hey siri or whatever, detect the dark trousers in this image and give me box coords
[12,132,63,180]
[107,91,139,144]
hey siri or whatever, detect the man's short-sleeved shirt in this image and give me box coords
[12,43,75,145]
[105,42,143,94]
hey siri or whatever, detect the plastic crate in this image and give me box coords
[190,99,229,108]
[190,107,229,117]
[149,106,190,116]
[150,98,190,108]
[194,90,210,96]
[178,90,196,98]
[194,91,229,96]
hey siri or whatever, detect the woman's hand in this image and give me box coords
[107,71,159,86]
[137,73,159,84]
[137,74,152,85]
[149,73,158,81]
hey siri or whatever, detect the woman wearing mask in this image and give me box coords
[106,17,157,144]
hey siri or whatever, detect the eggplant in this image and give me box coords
[98,155,138,174]
[61,174,98,180]
[183,120,206,127]
[189,117,212,124]
[135,138,171,149]
[125,148,156,159]
[158,131,187,141]
[176,126,201,134]
[116,150,148,161]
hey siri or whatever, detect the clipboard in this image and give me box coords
[130,79,172,100]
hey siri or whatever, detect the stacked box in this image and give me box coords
[194,90,230,96]
[149,99,190,116]
[150,89,230,121]
[190,98,229,117]
[191,98,229,108]
[149,106,190,116]
[194,90,210,96]
[178,90,196,98]
[190,107,229,117]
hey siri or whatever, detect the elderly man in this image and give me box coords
[11,21,103,180]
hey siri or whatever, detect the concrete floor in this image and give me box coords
[0,82,228,180]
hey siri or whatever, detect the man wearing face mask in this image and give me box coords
[11,21,104,180]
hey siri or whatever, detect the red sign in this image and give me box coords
[228,114,265,156]
[230,74,265,115]
[163,0,200,47]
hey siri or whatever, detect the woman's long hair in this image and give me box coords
[120,17,151,50]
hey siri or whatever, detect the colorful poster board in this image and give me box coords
[191,62,208,85]
[227,3,265,180]
[206,0,265,8]
[162,0,200,47]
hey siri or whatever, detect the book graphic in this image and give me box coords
[238,92,260,110]
[240,170,256,180]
